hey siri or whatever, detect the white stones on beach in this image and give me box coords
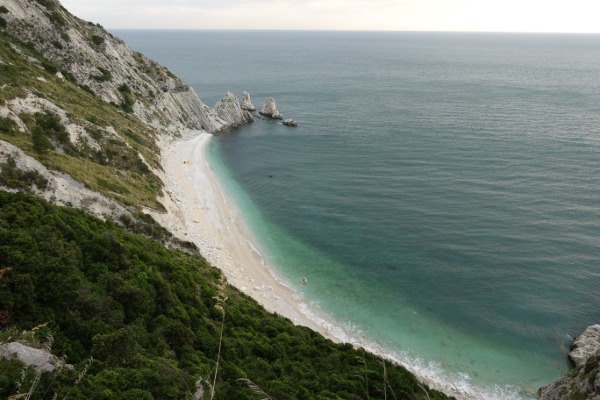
[259,97,283,119]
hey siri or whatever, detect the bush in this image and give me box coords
[0,192,450,400]
[93,67,112,82]
[0,16,6,28]
[31,125,52,153]
[0,116,17,134]
[91,34,104,46]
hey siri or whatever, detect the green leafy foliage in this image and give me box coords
[0,193,452,400]
[92,67,112,82]
[0,116,17,134]
[31,125,53,153]
[91,34,104,46]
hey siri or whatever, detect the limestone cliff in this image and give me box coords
[0,0,256,220]
[1,0,245,135]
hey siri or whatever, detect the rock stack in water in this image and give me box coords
[538,324,600,400]
[214,91,254,128]
[241,91,256,111]
[259,97,283,120]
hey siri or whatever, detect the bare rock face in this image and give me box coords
[283,119,298,127]
[538,325,600,400]
[214,92,254,128]
[570,324,600,366]
[241,91,256,111]
[260,97,283,120]
[0,342,69,372]
[1,0,239,134]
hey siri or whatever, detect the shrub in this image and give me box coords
[0,116,17,134]
[31,125,52,153]
[91,34,105,46]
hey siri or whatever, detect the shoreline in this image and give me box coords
[156,131,337,340]
[154,130,513,400]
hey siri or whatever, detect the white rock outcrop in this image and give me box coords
[0,342,68,372]
[570,324,600,366]
[260,97,283,120]
[0,140,131,221]
[214,92,254,128]
[241,91,256,111]
[1,0,242,134]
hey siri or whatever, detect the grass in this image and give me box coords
[0,31,165,210]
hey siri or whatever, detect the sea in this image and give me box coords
[114,30,600,399]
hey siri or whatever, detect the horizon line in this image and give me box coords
[106,28,600,35]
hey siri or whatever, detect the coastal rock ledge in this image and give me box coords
[538,324,600,400]
[259,97,283,119]
[570,324,600,366]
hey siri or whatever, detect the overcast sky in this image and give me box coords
[59,0,600,33]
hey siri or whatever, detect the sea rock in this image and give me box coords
[538,325,600,400]
[283,119,298,127]
[241,90,256,111]
[214,91,254,128]
[570,324,600,366]
[260,97,283,119]
[0,342,70,372]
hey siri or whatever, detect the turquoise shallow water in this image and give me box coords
[115,30,600,398]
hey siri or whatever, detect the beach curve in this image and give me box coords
[157,131,337,340]
[152,131,507,400]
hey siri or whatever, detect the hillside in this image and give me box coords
[0,0,453,399]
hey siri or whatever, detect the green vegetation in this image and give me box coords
[0,192,452,400]
[91,34,105,46]
[93,67,112,82]
[31,125,52,153]
[0,156,48,190]
[0,31,164,209]
[0,4,455,398]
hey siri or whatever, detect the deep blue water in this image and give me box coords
[114,30,600,399]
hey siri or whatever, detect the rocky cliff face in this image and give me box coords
[538,325,600,400]
[1,0,246,135]
[0,0,256,231]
